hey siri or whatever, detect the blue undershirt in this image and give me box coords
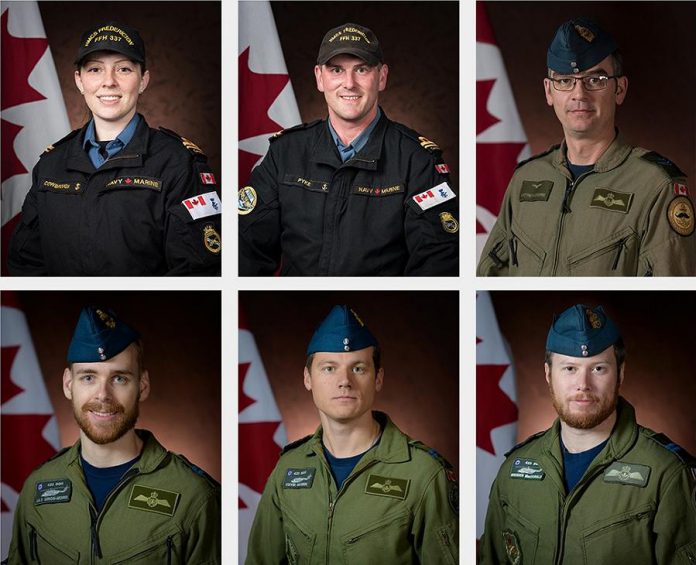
[328,107,381,162]
[82,113,140,169]
[80,453,140,512]
[567,161,594,181]
[561,436,608,493]
[323,436,381,490]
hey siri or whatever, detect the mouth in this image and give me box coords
[97,95,122,104]
[88,410,119,421]
[333,396,357,401]
[339,94,361,103]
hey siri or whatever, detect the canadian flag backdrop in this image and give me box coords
[476,2,530,261]
[476,291,517,539]
[1,1,70,273]
[1,291,61,560]
[238,0,301,188]
[238,307,288,564]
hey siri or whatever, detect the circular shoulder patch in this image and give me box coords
[439,211,459,234]
[667,196,695,236]
[203,224,221,254]
[238,186,257,215]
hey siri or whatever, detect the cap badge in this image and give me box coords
[95,309,116,329]
[574,25,595,42]
[585,309,602,329]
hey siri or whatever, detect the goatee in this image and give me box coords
[74,398,139,445]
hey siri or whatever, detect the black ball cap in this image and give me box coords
[75,21,145,66]
[317,23,383,66]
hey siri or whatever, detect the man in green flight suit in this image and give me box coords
[479,304,696,564]
[245,305,459,564]
[6,306,220,564]
[477,17,696,276]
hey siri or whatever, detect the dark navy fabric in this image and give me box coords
[80,454,140,512]
[561,437,608,493]
[307,305,378,355]
[67,306,140,363]
[323,437,381,490]
[546,304,621,358]
[567,162,594,181]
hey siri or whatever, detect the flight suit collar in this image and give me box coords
[311,109,388,171]
[554,130,633,174]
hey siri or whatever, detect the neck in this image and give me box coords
[329,106,378,146]
[93,111,136,142]
[320,411,380,458]
[560,411,616,453]
[564,127,616,165]
[80,428,142,468]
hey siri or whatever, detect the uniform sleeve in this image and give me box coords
[403,151,459,276]
[478,478,507,564]
[238,146,282,276]
[245,465,287,565]
[476,183,513,276]
[411,466,458,564]
[163,154,221,276]
[638,178,696,276]
[182,486,221,564]
[7,482,30,564]
[653,463,696,563]
[7,167,47,276]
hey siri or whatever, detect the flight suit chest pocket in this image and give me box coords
[340,508,411,565]
[37,178,84,195]
[28,523,80,564]
[581,503,654,565]
[101,176,163,193]
[111,528,182,564]
[567,227,637,276]
[282,507,317,564]
[509,219,547,276]
[500,500,540,564]
[282,173,329,193]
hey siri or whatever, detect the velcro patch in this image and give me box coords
[128,484,180,516]
[364,474,410,500]
[105,177,162,191]
[238,186,257,215]
[439,211,459,233]
[203,224,221,254]
[674,183,689,196]
[590,188,634,214]
[510,458,545,480]
[34,479,72,505]
[199,172,216,185]
[519,180,553,202]
[435,163,449,174]
[603,462,651,487]
[412,182,456,211]
[283,468,316,489]
[667,196,695,236]
[503,530,521,565]
[41,180,82,193]
[352,184,403,197]
[182,191,221,220]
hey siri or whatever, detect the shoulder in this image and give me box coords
[168,453,220,493]
[633,149,688,181]
[408,440,457,478]
[268,120,323,144]
[504,430,547,458]
[387,120,444,158]
[19,446,73,493]
[514,145,560,171]
[280,434,313,456]
[638,427,696,468]
[39,129,81,159]
[154,127,209,161]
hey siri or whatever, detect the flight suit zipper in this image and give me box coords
[167,535,174,565]
[509,236,519,267]
[612,238,627,270]
[487,243,505,269]
[551,171,592,275]
[29,525,38,561]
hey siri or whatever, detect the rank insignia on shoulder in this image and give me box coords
[435,163,449,174]
[439,211,459,233]
[43,144,55,154]
[239,186,257,215]
[412,182,456,211]
[203,224,221,254]
[181,136,204,155]
[510,458,545,480]
[667,196,695,236]
[640,152,686,178]
[182,191,221,220]
[34,479,72,505]
[365,474,410,500]
[418,136,440,152]
[603,462,650,487]
[128,484,180,516]
[283,468,316,489]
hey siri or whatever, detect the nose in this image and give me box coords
[94,380,113,401]
[102,67,117,87]
[337,367,353,388]
[570,78,590,99]
[575,368,591,390]
[343,70,355,89]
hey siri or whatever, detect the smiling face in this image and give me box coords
[63,343,149,445]
[314,54,388,131]
[74,51,149,136]
[545,345,623,430]
[303,347,383,425]
[543,54,627,142]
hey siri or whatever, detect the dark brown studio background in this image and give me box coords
[487,291,696,454]
[241,291,459,471]
[9,291,221,481]
[485,1,696,182]
[269,1,460,189]
[39,1,221,176]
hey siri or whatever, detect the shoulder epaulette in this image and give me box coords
[640,152,686,179]
[514,145,560,171]
[31,446,71,470]
[159,127,207,157]
[646,432,696,466]
[174,453,220,487]
[504,430,546,458]
[281,434,313,455]
[392,122,442,154]
[269,120,322,143]
[410,441,454,470]
[41,129,81,156]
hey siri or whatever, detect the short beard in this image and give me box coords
[549,379,619,430]
[74,397,139,445]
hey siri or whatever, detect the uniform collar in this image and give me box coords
[327,107,382,162]
[554,130,633,174]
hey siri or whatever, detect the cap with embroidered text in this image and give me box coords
[317,23,383,66]
[75,21,146,66]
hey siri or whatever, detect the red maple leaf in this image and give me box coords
[477,79,501,136]
[2,413,57,493]
[2,118,28,183]
[476,333,517,455]
[239,362,254,413]
[2,345,23,404]
[238,421,282,504]
[1,10,49,110]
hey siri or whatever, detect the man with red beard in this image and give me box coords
[7,306,220,564]
[479,304,696,564]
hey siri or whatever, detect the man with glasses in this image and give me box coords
[477,18,696,276]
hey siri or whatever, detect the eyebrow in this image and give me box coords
[84,58,134,65]
[74,367,136,376]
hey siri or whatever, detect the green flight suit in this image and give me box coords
[7,429,220,564]
[245,411,459,564]
[479,398,696,564]
[477,134,696,276]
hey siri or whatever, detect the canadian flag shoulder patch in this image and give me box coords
[412,182,456,211]
[182,191,221,219]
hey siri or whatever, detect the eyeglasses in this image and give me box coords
[549,75,619,91]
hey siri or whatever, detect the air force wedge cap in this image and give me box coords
[546,304,621,358]
[547,17,618,74]
[67,306,140,363]
[307,305,378,355]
